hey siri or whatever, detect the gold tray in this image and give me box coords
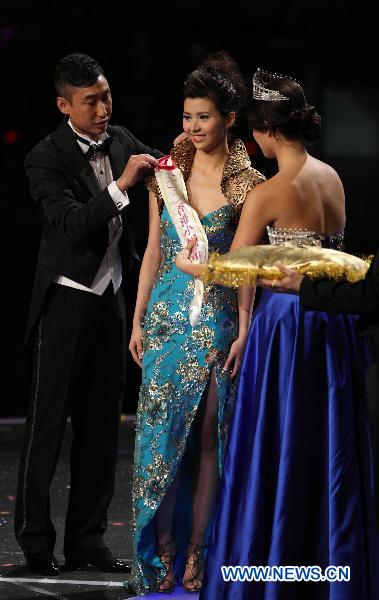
[201,246,371,287]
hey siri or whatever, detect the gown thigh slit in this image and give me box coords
[127,138,265,594]
[128,205,239,593]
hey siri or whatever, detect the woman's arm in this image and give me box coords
[175,238,206,275]
[129,191,162,367]
[222,285,255,378]
[175,186,276,376]
[222,187,276,376]
[176,186,274,275]
[230,186,274,249]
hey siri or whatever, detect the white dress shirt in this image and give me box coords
[54,121,129,295]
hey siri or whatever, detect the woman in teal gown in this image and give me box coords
[126,53,264,594]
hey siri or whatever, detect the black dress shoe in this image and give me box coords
[25,555,60,576]
[64,548,130,573]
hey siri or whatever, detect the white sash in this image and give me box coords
[155,155,208,327]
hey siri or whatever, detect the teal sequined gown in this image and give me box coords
[128,138,264,594]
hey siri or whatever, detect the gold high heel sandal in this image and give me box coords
[156,539,178,594]
[183,541,207,593]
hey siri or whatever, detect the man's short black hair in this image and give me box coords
[55,53,104,99]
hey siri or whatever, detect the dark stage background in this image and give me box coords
[1,2,378,416]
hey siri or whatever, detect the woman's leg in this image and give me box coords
[154,370,219,590]
[156,473,180,546]
[155,474,180,591]
[184,370,219,589]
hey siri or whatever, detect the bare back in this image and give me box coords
[272,155,345,234]
[233,153,345,249]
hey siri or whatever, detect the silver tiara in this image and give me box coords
[252,68,290,102]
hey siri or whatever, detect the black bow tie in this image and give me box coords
[74,133,114,159]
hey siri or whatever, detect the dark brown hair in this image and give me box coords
[248,76,321,143]
[183,51,246,117]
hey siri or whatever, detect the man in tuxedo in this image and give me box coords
[258,253,379,522]
[14,52,161,576]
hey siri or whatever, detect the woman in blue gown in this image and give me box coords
[177,69,379,599]
[126,54,264,594]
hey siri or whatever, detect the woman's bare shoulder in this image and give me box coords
[309,157,345,204]
[308,155,342,183]
[243,172,290,223]
[246,171,291,203]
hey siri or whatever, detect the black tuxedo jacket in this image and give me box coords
[300,250,379,335]
[24,120,161,343]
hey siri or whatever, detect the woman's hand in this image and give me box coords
[175,238,204,276]
[173,132,189,146]
[223,334,248,379]
[257,262,305,294]
[129,323,144,367]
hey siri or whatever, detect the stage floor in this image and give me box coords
[0,420,199,600]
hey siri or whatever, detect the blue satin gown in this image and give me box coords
[201,231,379,599]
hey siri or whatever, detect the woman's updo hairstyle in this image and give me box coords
[248,72,321,143]
[183,51,246,118]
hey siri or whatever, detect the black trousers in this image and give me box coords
[14,283,127,560]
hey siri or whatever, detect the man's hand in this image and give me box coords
[116,154,159,192]
[257,262,305,294]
